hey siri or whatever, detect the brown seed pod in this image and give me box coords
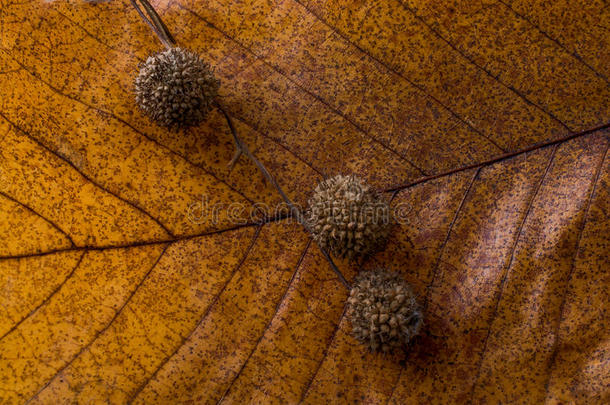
[134,47,220,128]
[346,269,422,353]
[306,174,391,260]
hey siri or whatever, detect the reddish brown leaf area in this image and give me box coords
[0,0,608,404]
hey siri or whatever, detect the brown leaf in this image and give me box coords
[0,0,608,404]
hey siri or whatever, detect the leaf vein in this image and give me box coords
[290,0,508,153]
[0,250,86,343]
[542,140,609,399]
[217,239,313,403]
[385,122,610,193]
[25,243,170,404]
[495,0,610,84]
[0,190,75,247]
[180,4,427,175]
[0,109,175,238]
[1,50,254,206]
[298,305,348,404]
[127,224,264,403]
[0,213,288,260]
[386,166,481,405]
[468,144,559,402]
[396,0,574,132]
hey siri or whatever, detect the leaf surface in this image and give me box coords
[0,0,608,404]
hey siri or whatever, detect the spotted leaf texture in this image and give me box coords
[0,0,609,404]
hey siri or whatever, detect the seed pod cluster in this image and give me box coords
[306,174,391,260]
[134,47,219,128]
[346,269,422,353]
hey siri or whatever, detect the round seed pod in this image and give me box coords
[134,47,220,128]
[306,174,391,260]
[346,269,422,353]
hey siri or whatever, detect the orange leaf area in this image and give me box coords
[0,0,608,403]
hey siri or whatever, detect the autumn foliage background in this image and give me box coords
[0,0,608,404]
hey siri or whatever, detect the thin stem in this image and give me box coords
[128,0,351,290]
[216,101,351,290]
[130,0,176,49]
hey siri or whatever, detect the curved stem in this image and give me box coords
[129,0,351,290]
[216,102,351,290]
[130,0,176,49]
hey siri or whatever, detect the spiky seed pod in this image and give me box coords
[134,47,220,128]
[346,269,422,353]
[306,174,391,260]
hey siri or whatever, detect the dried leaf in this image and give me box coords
[0,0,608,404]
